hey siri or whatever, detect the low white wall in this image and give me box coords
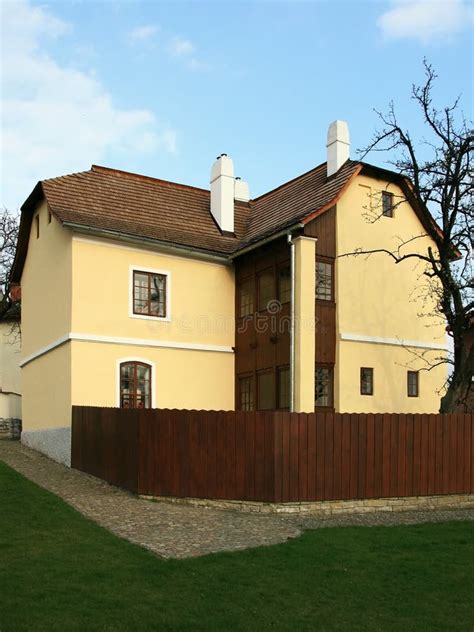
[0,393,21,420]
[21,427,71,466]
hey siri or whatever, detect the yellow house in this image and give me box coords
[11,121,447,464]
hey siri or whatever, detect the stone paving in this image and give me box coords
[0,441,300,558]
[1,440,473,559]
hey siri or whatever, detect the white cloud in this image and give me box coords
[378,0,474,43]
[0,1,176,209]
[128,24,160,44]
[167,36,208,71]
[168,36,195,57]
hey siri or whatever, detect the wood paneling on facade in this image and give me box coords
[233,207,338,409]
[304,206,336,258]
[305,206,337,367]
[234,238,291,409]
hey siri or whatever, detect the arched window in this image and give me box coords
[120,362,152,409]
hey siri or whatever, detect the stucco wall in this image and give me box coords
[21,201,72,358]
[71,341,234,411]
[335,341,444,413]
[71,236,235,347]
[21,343,71,430]
[334,174,447,413]
[68,235,235,411]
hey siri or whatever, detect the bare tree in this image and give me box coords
[352,60,473,412]
[0,208,20,320]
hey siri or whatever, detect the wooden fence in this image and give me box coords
[71,407,474,502]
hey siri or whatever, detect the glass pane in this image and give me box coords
[258,269,275,311]
[278,265,291,304]
[258,372,275,410]
[361,368,373,395]
[239,279,254,317]
[315,367,331,407]
[121,393,132,408]
[134,273,148,288]
[316,261,332,301]
[136,364,150,380]
[239,376,254,411]
[134,271,167,317]
[120,364,133,379]
[134,300,149,314]
[120,362,152,409]
[382,192,393,217]
[150,275,166,317]
[150,299,165,317]
[408,371,418,396]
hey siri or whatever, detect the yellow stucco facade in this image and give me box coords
[20,203,236,435]
[334,174,447,413]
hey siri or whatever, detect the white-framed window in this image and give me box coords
[116,357,156,408]
[129,266,171,321]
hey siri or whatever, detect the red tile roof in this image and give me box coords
[41,165,251,255]
[12,158,435,281]
[19,160,359,254]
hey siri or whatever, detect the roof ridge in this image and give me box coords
[43,168,92,183]
[90,164,210,195]
[251,161,328,203]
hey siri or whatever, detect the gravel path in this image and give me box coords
[1,441,472,559]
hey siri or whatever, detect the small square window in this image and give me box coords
[407,371,419,397]
[382,191,393,217]
[360,367,374,396]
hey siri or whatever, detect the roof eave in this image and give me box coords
[63,222,232,264]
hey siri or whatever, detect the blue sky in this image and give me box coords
[1,0,473,209]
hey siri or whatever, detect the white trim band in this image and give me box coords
[20,334,71,368]
[20,333,234,367]
[340,332,448,351]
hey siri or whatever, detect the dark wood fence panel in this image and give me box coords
[72,406,139,493]
[72,407,474,502]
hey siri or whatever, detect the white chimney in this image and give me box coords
[210,154,250,232]
[326,120,350,177]
[234,177,250,202]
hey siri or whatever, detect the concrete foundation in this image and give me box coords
[21,427,71,466]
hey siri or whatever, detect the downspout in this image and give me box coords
[287,232,296,412]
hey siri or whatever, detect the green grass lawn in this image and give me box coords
[1,461,473,632]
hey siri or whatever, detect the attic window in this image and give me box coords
[382,191,394,217]
[35,215,39,239]
[48,211,52,224]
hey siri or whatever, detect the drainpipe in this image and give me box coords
[287,232,296,412]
